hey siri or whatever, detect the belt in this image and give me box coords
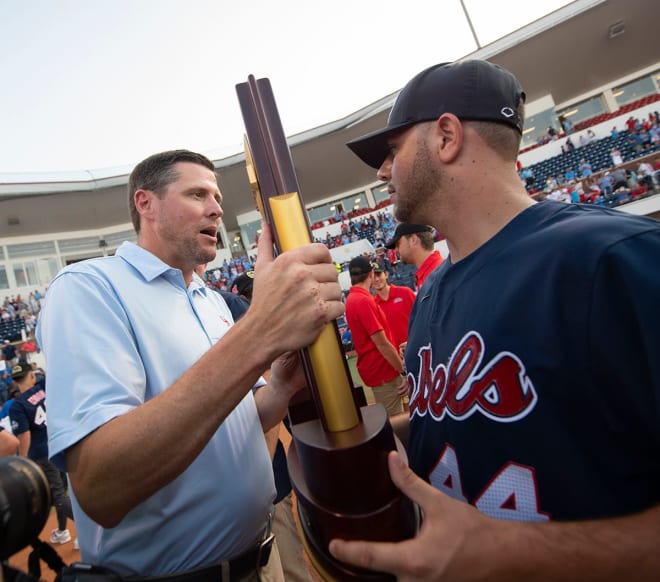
[126,533,276,582]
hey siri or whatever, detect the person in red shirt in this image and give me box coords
[385,223,443,290]
[372,265,415,353]
[345,256,406,416]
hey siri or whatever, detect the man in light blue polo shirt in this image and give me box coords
[37,150,343,580]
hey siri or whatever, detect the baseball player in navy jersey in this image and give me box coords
[9,362,75,544]
[329,60,660,580]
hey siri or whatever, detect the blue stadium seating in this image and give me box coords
[0,318,25,342]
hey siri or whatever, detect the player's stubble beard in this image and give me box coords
[393,129,445,226]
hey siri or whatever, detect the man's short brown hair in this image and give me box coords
[127,150,216,233]
[410,231,435,251]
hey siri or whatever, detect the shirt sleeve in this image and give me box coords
[362,299,386,338]
[37,271,147,470]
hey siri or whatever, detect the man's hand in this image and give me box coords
[269,351,306,401]
[329,451,493,581]
[248,223,344,359]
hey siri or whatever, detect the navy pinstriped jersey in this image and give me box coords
[10,377,48,459]
[405,201,660,522]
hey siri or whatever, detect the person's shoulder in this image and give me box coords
[50,255,127,291]
[530,202,660,254]
[392,284,415,297]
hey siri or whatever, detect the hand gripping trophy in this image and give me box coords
[236,76,418,581]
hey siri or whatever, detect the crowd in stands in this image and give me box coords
[202,255,256,292]
[519,93,660,155]
[0,291,44,343]
[309,198,393,231]
[314,210,398,249]
[518,112,660,208]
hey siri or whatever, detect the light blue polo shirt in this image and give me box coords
[37,242,274,576]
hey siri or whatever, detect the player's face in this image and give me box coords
[371,271,388,291]
[151,162,223,274]
[377,123,444,224]
[395,235,413,264]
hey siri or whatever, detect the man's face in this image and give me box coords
[377,123,444,224]
[395,235,413,264]
[371,270,389,291]
[148,162,223,273]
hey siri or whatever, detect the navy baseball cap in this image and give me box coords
[347,60,526,169]
[385,224,433,249]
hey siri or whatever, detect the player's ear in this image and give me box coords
[433,113,463,163]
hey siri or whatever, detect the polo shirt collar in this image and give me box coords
[116,242,207,295]
[349,285,372,298]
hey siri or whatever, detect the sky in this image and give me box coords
[0,0,573,174]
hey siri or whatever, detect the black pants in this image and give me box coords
[35,458,73,530]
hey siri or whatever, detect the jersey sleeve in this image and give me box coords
[589,229,660,451]
[8,400,28,436]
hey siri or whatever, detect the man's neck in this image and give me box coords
[414,250,432,269]
[375,286,390,300]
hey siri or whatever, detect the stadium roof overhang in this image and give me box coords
[0,0,658,238]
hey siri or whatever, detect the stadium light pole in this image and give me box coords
[459,0,481,49]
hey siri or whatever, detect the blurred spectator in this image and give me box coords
[385,224,442,291]
[637,161,655,190]
[579,159,592,178]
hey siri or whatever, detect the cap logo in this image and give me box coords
[500,107,515,118]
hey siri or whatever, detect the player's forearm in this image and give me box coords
[372,332,404,373]
[379,343,404,374]
[482,505,660,581]
[65,320,274,528]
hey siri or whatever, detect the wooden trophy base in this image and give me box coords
[288,404,418,581]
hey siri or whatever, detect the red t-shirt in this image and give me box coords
[415,250,443,290]
[375,284,416,350]
[345,286,399,387]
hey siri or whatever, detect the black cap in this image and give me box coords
[347,60,526,169]
[233,271,254,298]
[11,363,30,380]
[385,224,433,249]
[349,256,374,276]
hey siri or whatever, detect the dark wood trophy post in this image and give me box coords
[236,76,417,581]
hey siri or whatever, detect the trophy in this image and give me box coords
[236,76,417,581]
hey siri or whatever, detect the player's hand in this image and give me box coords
[397,376,409,396]
[249,222,343,357]
[398,341,407,359]
[329,452,496,581]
